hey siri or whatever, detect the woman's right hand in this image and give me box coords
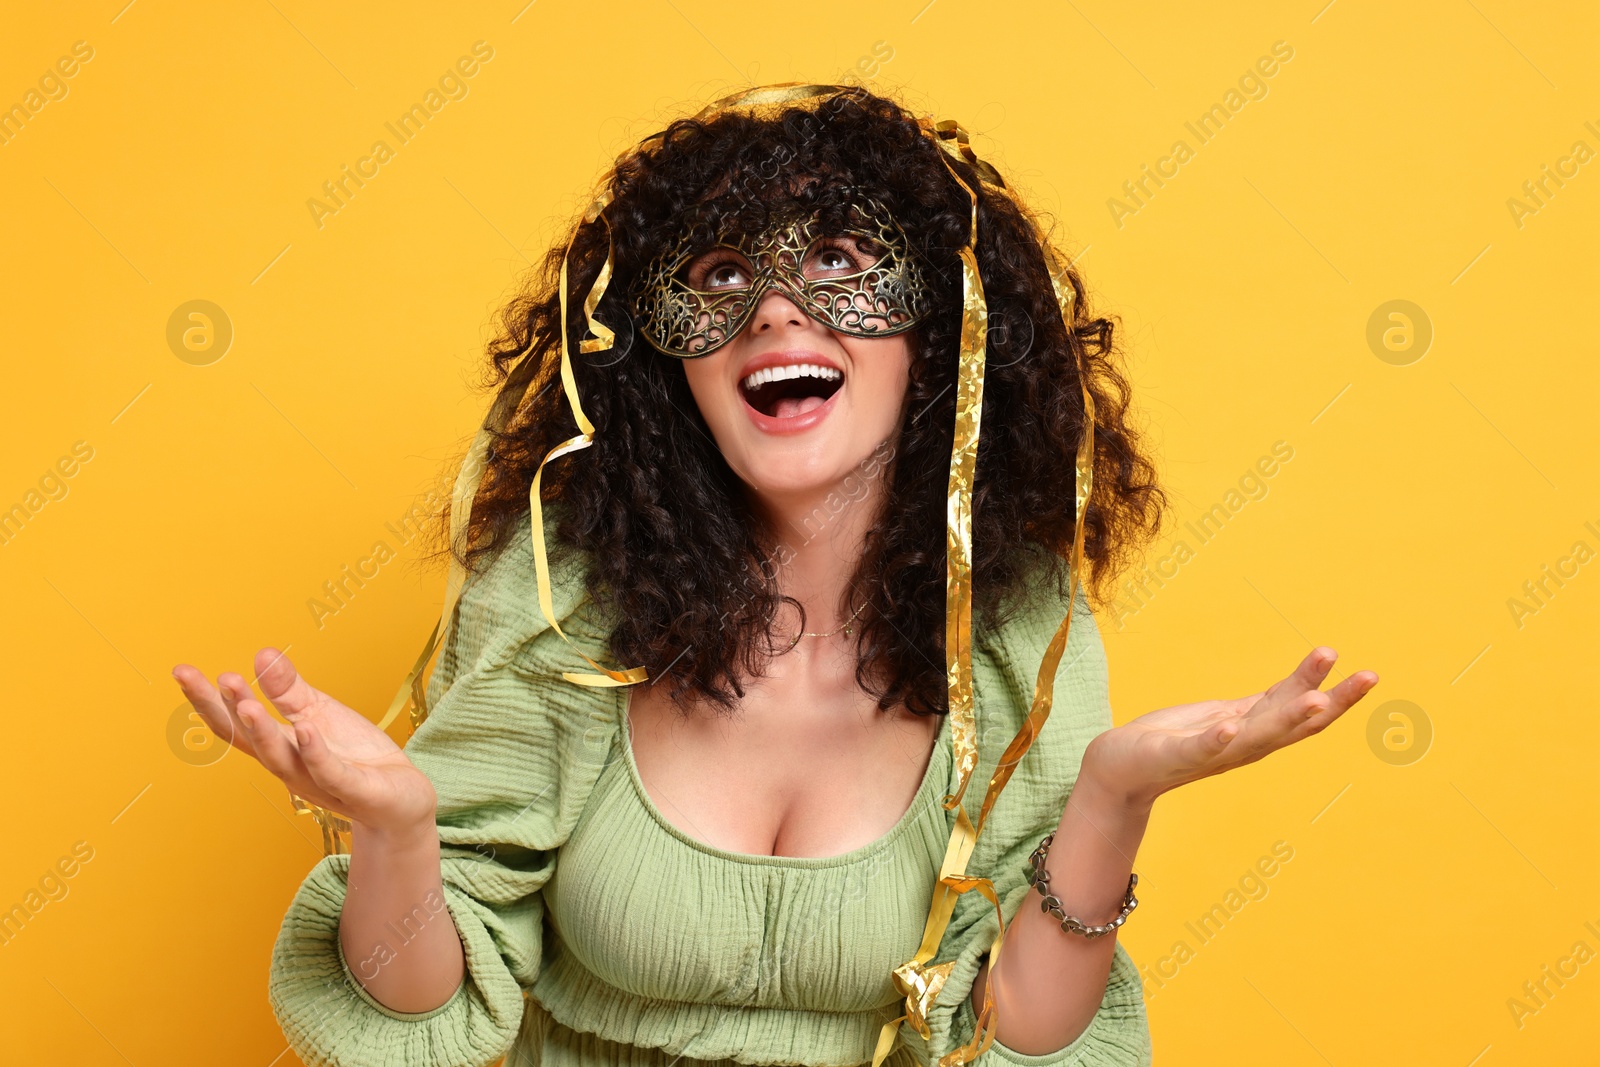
[172,647,437,836]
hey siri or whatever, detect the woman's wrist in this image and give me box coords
[346,778,439,849]
[1071,764,1158,824]
[980,745,1156,1047]
[1059,775,1151,864]
[350,811,438,853]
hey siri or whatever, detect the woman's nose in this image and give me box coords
[748,287,811,337]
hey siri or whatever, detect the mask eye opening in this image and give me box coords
[799,233,888,280]
[678,245,756,293]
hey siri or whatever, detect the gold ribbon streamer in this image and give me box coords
[930,133,988,824]
[870,113,998,1067]
[976,248,1095,838]
[529,188,649,688]
[696,82,849,121]
[291,190,642,850]
[931,119,1008,190]
[870,118,1099,1066]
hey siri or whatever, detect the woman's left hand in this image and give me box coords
[1082,646,1378,809]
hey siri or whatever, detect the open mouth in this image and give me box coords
[738,363,844,419]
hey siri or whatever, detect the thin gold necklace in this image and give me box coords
[782,599,867,654]
[801,599,867,639]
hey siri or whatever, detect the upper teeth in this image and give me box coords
[740,363,843,390]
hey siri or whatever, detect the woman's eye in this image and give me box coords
[687,254,751,291]
[805,241,866,277]
[707,263,747,288]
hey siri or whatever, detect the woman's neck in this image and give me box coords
[748,468,889,635]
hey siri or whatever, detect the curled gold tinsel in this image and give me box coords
[290,795,351,856]
[298,84,1101,1067]
[288,189,642,849]
[529,189,649,688]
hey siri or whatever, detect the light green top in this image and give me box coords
[267,508,1152,1066]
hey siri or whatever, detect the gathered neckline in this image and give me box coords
[616,692,952,870]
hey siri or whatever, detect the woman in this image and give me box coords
[172,84,1378,1067]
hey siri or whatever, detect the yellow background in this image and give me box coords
[2,1,1596,1064]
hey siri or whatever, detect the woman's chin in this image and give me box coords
[732,447,864,507]
[738,463,844,503]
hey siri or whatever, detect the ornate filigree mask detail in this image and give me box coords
[631,195,932,359]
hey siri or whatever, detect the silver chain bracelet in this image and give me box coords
[1025,832,1139,938]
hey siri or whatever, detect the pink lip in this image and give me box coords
[737,349,845,436]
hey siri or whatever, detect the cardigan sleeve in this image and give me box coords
[266,509,625,1067]
[923,572,1153,1067]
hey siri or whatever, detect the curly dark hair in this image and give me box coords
[419,85,1170,718]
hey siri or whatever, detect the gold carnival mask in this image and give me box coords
[631,193,933,358]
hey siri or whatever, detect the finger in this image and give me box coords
[1267,670,1379,750]
[172,665,255,758]
[254,647,322,721]
[1286,646,1337,695]
[1314,669,1380,722]
[1176,719,1240,770]
[213,673,261,757]
[1234,686,1328,757]
[292,716,359,799]
[1263,647,1335,700]
[237,693,308,785]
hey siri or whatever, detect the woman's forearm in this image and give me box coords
[339,819,467,1014]
[971,770,1152,1055]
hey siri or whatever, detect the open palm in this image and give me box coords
[171,647,436,834]
[1085,646,1379,807]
